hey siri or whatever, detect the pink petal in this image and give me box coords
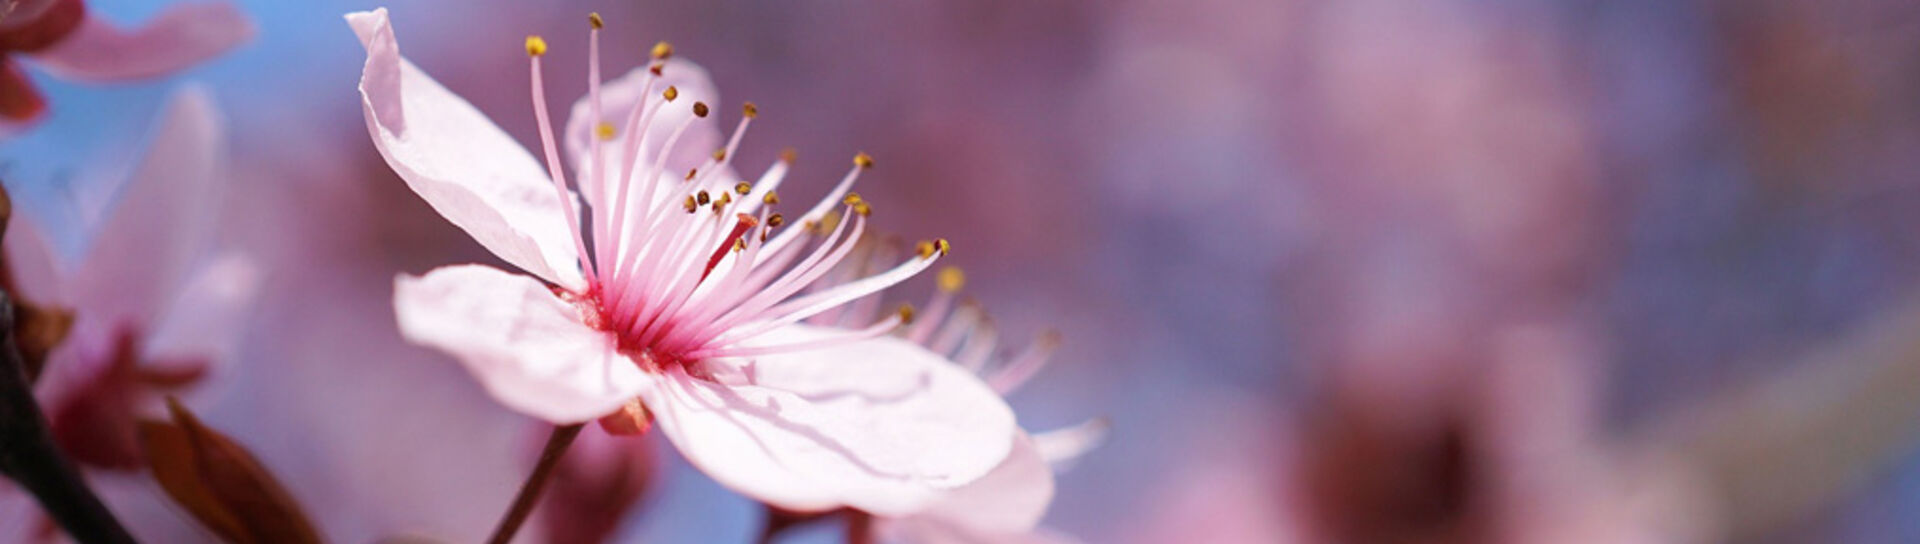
[643,324,1017,515]
[393,264,647,424]
[910,432,1055,534]
[70,86,223,330]
[2,206,65,303]
[562,61,725,209]
[346,9,586,291]
[28,2,252,81]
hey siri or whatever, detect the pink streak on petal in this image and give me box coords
[393,264,649,424]
[70,85,223,330]
[28,2,252,81]
[346,9,586,291]
[643,324,1017,515]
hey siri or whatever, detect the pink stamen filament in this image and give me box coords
[955,320,999,372]
[685,314,905,360]
[690,206,867,345]
[587,22,609,274]
[705,248,939,350]
[987,338,1057,394]
[760,165,865,258]
[928,304,983,355]
[906,287,957,344]
[529,53,597,285]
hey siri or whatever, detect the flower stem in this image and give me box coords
[0,291,137,544]
[486,422,583,544]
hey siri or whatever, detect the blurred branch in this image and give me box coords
[1645,292,1920,540]
[0,290,137,543]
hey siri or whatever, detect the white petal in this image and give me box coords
[910,432,1055,534]
[347,9,585,291]
[394,264,647,424]
[645,324,1017,515]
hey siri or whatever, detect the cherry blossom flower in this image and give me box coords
[346,8,1015,515]
[2,85,258,470]
[0,86,258,542]
[0,0,252,131]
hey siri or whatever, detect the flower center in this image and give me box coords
[526,16,954,369]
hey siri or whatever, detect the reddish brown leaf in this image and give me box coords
[140,398,322,544]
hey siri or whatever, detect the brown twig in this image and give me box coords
[485,423,583,544]
[0,291,138,543]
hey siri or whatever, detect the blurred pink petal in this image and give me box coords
[28,2,252,82]
[143,252,261,372]
[13,86,260,472]
[645,324,1016,515]
[393,264,650,424]
[69,85,223,330]
[347,8,586,291]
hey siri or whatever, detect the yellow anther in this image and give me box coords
[525,36,548,57]
[937,267,966,292]
[683,195,697,212]
[734,238,747,252]
[734,182,752,195]
[934,238,951,256]
[762,191,780,205]
[842,193,864,206]
[717,192,733,206]
[685,168,698,181]
[663,86,679,101]
[780,148,798,163]
[588,12,604,29]
[916,241,937,258]
[896,304,917,325]
[649,64,664,76]
[696,191,711,205]
[693,101,709,118]
[768,213,785,228]
[852,201,872,217]
[651,41,674,60]
[595,122,616,140]
[853,152,874,169]
[742,102,759,118]
[712,149,728,161]
[816,210,843,234]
